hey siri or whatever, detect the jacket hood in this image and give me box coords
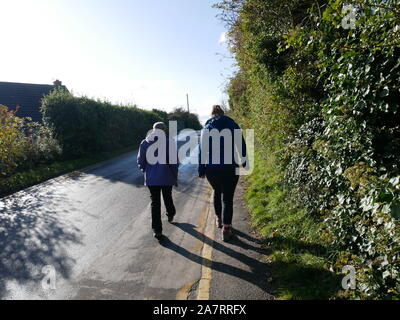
[145,129,162,143]
[205,115,237,130]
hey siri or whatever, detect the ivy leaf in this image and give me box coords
[391,203,400,219]
[379,86,389,97]
[389,176,400,186]
[382,204,391,214]
[366,54,375,64]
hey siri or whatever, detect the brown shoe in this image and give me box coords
[222,227,233,242]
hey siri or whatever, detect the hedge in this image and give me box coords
[41,90,163,158]
[216,0,400,299]
[42,91,203,159]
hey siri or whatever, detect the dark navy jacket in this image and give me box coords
[198,115,247,176]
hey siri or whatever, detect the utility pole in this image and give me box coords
[186,94,190,113]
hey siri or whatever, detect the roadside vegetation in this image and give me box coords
[215,0,400,299]
[0,90,202,198]
[0,105,63,196]
[152,107,203,131]
[41,90,202,158]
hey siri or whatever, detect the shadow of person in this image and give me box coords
[173,222,269,267]
[160,223,271,294]
[232,228,264,245]
[227,232,270,255]
[266,236,329,257]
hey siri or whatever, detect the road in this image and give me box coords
[0,135,272,300]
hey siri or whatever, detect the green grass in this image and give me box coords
[244,153,341,299]
[264,236,341,299]
[0,145,136,198]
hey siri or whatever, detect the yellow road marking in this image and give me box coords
[175,182,213,300]
[197,192,215,300]
[176,280,197,300]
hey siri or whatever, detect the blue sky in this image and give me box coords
[0,0,234,123]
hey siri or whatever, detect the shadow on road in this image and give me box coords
[72,166,146,188]
[0,188,82,299]
[161,222,340,299]
[159,222,271,295]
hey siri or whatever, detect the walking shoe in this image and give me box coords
[222,226,233,242]
[167,215,174,223]
[153,232,163,240]
[216,216,222,229]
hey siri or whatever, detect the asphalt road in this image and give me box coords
[0,134,273,300]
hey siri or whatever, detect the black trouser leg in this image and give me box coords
[148,186,162,233]
[213,187,222,219]
[206,173,222,219]
[221,174,239,226]
[161,186,176,217]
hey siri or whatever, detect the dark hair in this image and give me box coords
[211,105,225,117]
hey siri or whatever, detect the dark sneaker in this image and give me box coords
[153,232,163,240]
[167,215,174,223]
[222,227,233,242]
[216,216,222,229]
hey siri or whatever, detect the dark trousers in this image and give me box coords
[148,186,176,233]
[206,168,239,226]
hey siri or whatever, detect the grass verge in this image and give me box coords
[0,145,136,198]
[244,153,342,299]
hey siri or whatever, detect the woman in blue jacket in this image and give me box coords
[198,105,247,242]
[137,122,178,240]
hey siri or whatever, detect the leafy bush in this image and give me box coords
[216,0,400,298]
[23,124,62,168]
[168,107,203,131]
[152,108,170,123]
[0,105,62,178]
[0,105,27,176]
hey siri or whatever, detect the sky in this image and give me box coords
[0,0,234,123]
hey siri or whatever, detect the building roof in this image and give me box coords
[0,81,57,122]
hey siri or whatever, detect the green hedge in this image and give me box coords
[168,107,203,131]
[41,90,162,158]
[216,0,400,299]
[42,91,203,159]
[153,107,203,131]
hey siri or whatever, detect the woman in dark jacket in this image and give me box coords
[137,122,178,239]
[198,105,247,241]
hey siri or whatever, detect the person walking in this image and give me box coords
[137,122,178,240]
[198,105,247,242]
